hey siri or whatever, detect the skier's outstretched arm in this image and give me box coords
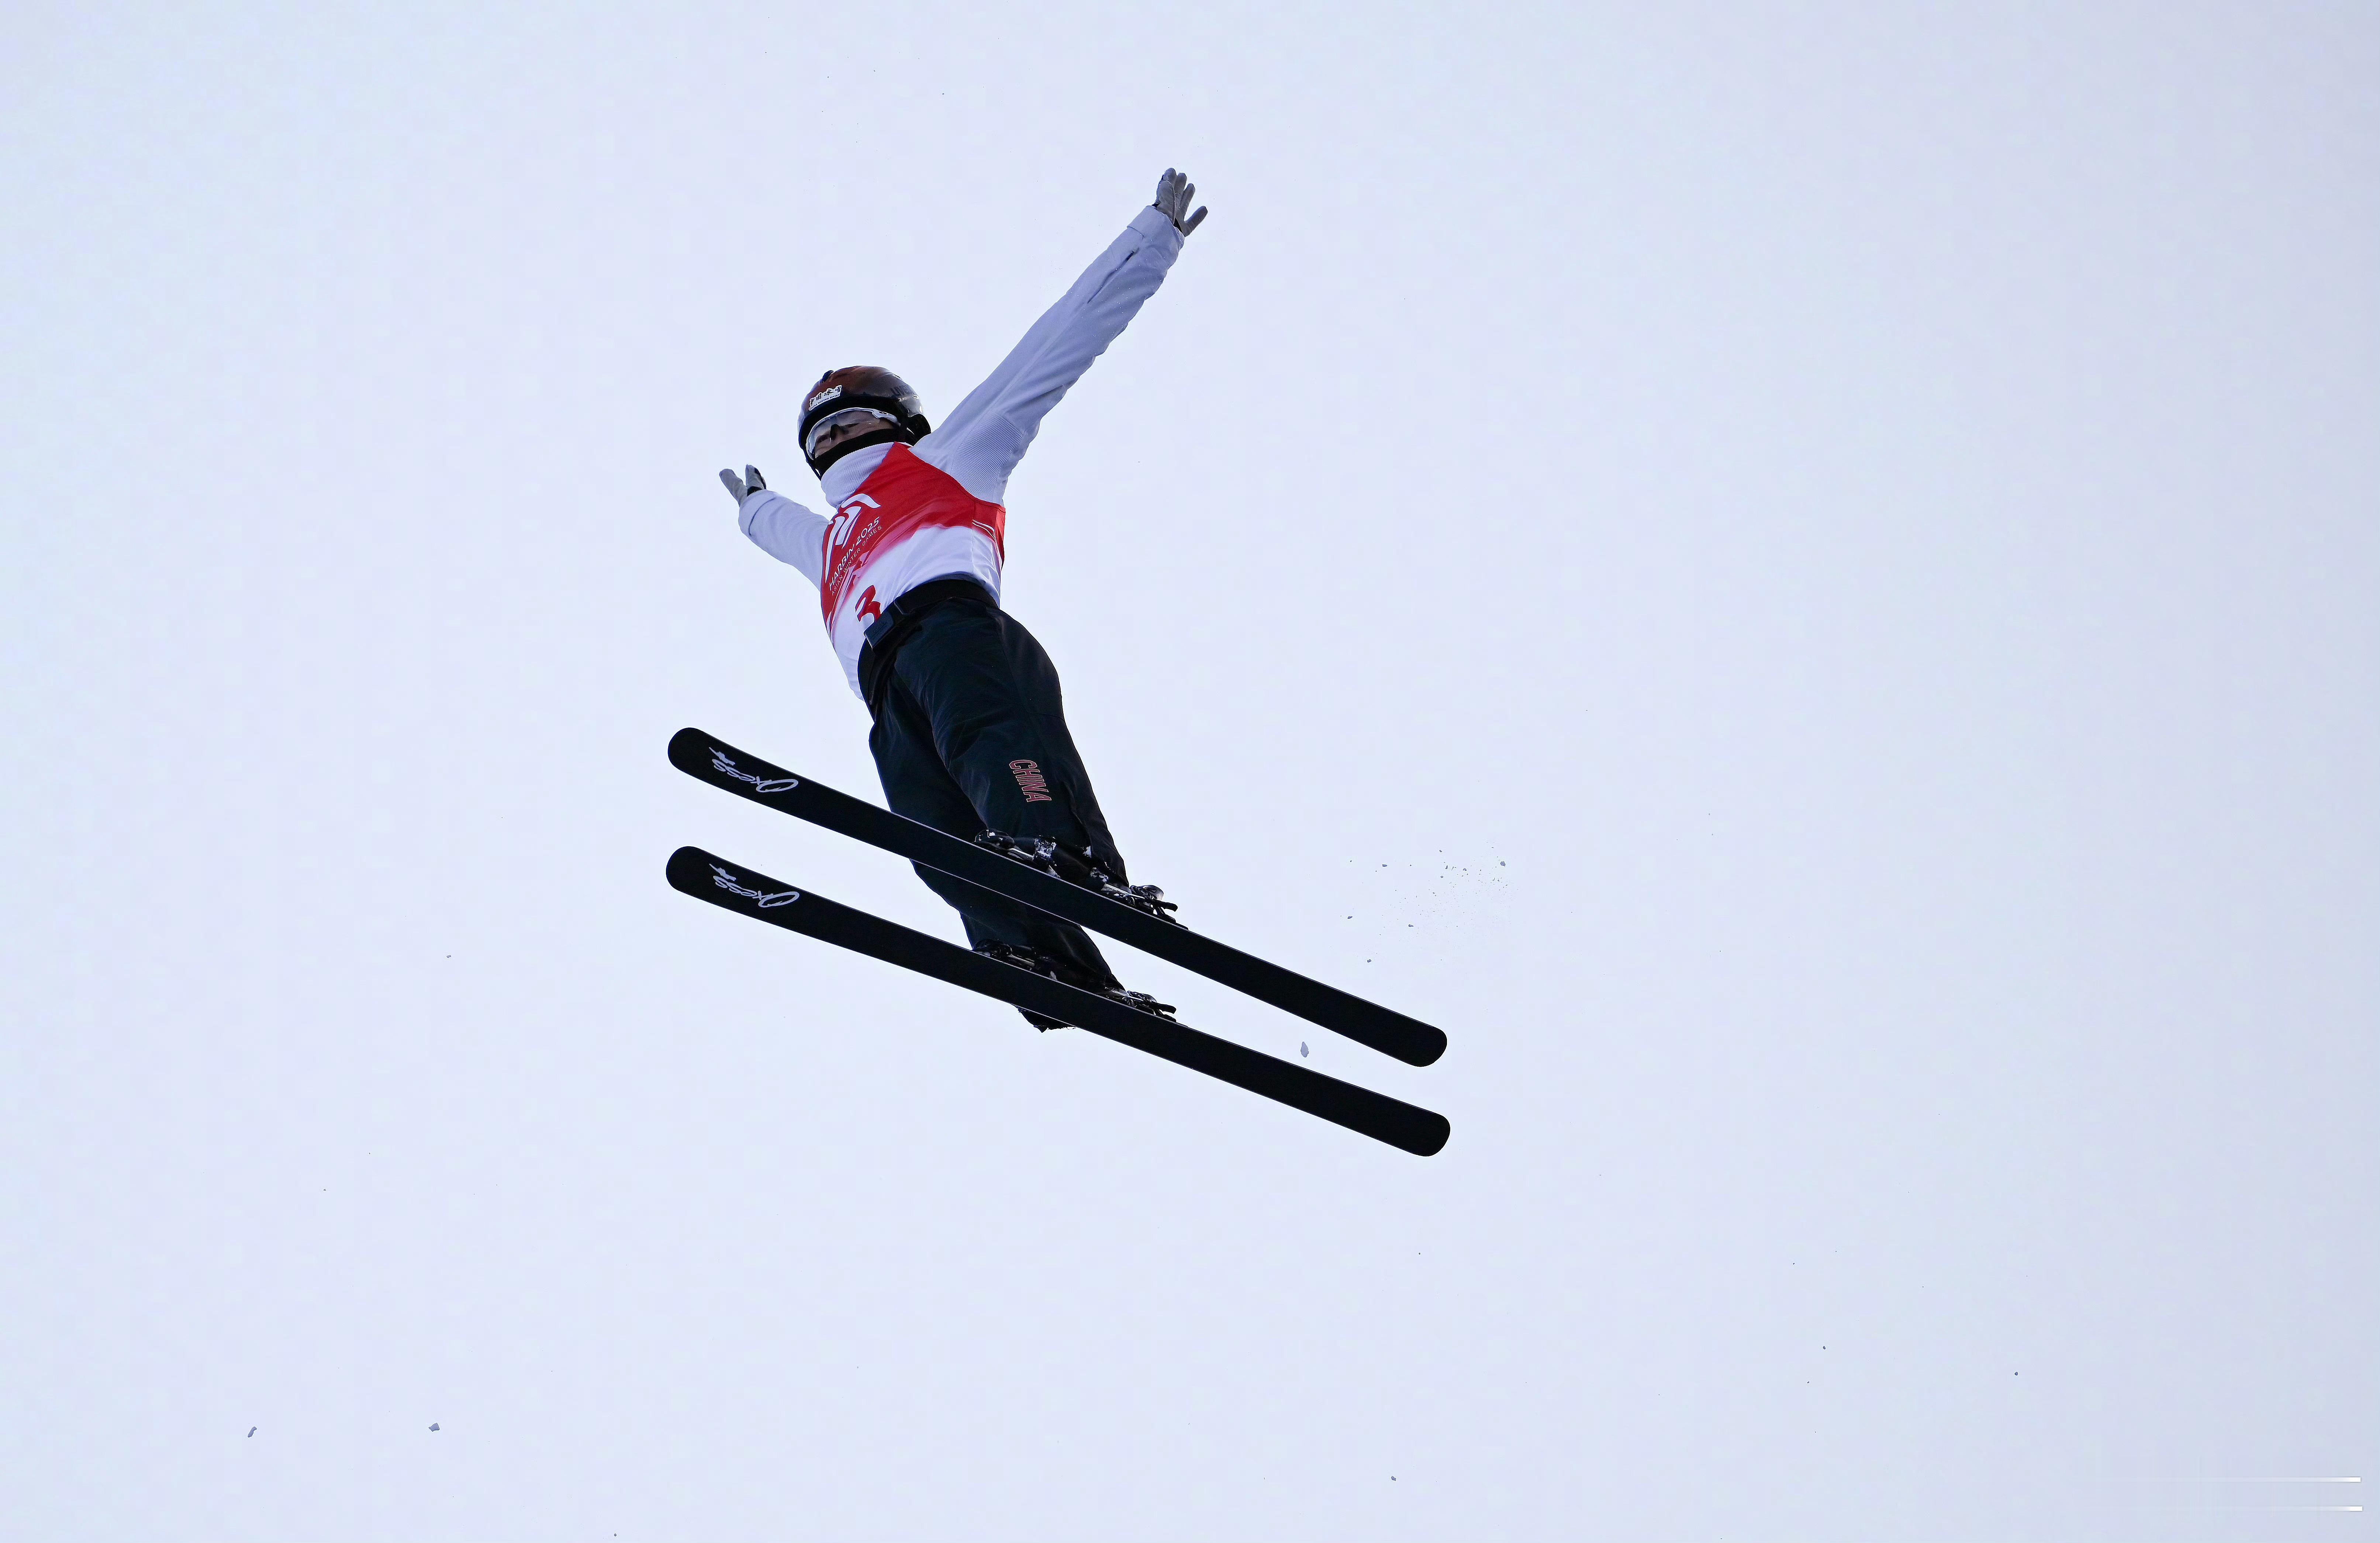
[921,170,1207,506]
[720,464,829,584]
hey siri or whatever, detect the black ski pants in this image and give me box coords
[861,580,1126,989]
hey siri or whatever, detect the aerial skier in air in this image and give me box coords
[715,170,1210,1027]
[680,167,1446,1147]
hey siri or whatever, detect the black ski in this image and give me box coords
[667,847,1450,1156]
[668,727,1448,1068]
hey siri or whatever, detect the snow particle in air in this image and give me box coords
[429,1423,441,1432]
[1299,1043,1309,1057]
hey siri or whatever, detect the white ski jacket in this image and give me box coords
[738,204,1187,698]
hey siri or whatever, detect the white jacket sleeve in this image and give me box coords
[918,204,1186,505]
[738,488,829,586]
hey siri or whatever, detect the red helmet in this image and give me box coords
[798,366,932,475]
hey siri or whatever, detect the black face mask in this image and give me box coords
[807,421,922,477]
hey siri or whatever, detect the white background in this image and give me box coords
[3,2,2372,1537]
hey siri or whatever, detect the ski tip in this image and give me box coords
[667,726,711,767]
[668,846,807,913]
[1408,1029,1449,1068]
[665,845,718,894]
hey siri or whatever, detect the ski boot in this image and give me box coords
[970,940,1179,1031]
[971,831,1184,926]
[1099,985,1179,1020]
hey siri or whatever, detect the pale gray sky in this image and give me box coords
[3,2,2373,1538]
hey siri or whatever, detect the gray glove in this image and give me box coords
[1154,168,1207,237]
[719,464,766,504]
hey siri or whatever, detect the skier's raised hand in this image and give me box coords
[1154,169,1207,237]
[719,465,766,504]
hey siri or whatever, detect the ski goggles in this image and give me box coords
[802,405,902,460]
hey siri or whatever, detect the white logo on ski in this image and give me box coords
[710,864,799,908]
[709,748,798,794]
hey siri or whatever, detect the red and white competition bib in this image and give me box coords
[818,444,1007,695]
